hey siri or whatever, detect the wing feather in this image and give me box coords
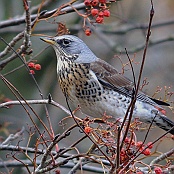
[90,58,169,106]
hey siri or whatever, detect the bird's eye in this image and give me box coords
[61,39,71,46]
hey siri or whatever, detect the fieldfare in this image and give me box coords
[41,35,174,135]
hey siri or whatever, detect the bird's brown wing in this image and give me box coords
[90,58,169,106]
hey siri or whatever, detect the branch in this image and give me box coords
[116,35,174,54]
[0,160,106,173]
[0,0,32,69]
[0,99,71,115]
[0,33,24,58]
[29,0,53,14]
[150,148,174,166]
[0,144,110,166]
[101,19,174,35]
[0,3,85,29]
[118,2,155,173]
[1,127,25,145]
[35,153,86,173]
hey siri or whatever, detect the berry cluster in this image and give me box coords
[28,62,41,74]
[124,137,153,157]
[135,141,152,156]
[79,116,168,173]
[84,0,114,36]
[116,138,154,170]
[90,8,110,24]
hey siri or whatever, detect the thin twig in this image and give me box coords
[65,96,114,167]
[0,74,51,143]
[0,99,71,115]
[0,3,85,29]
[150,148,174,166]
[1,127,25,145]
[119,1,154,173]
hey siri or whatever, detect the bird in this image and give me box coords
[40,35,174,135]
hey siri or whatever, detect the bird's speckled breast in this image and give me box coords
[57,58,103,103]
[57,57,132,118]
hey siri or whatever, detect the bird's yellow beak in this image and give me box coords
[40,37,55,45]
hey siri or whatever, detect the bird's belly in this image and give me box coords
[58,69,157,121]
[70,88,132,119]
[69,88,157,122]
[79,100,127,119]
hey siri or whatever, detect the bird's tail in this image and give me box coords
[154,115,174,135]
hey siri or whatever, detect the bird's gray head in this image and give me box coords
[40,35,97,64]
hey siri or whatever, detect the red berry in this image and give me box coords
[55,170,60,174]
[84,0,91,6]
[84,126,92,134]
[103,9,110,17]
[142,148,151,156]
[98,11,104,17]
[99,0,106,3]
[91,8,99,16]
[131,140,135,145]
[136,141,143,148]
[120,148,126,156]
[34,64,41,70]
[139,147,144,153]
[85,28,92,36]
[136,171,143,174]
[29,70,35,74]
[147,142,153,149]
[91,0,98,6]
[28,62,35,68]
[124,137,130,144]
[96,16,104,23]
[154,167,163,174]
